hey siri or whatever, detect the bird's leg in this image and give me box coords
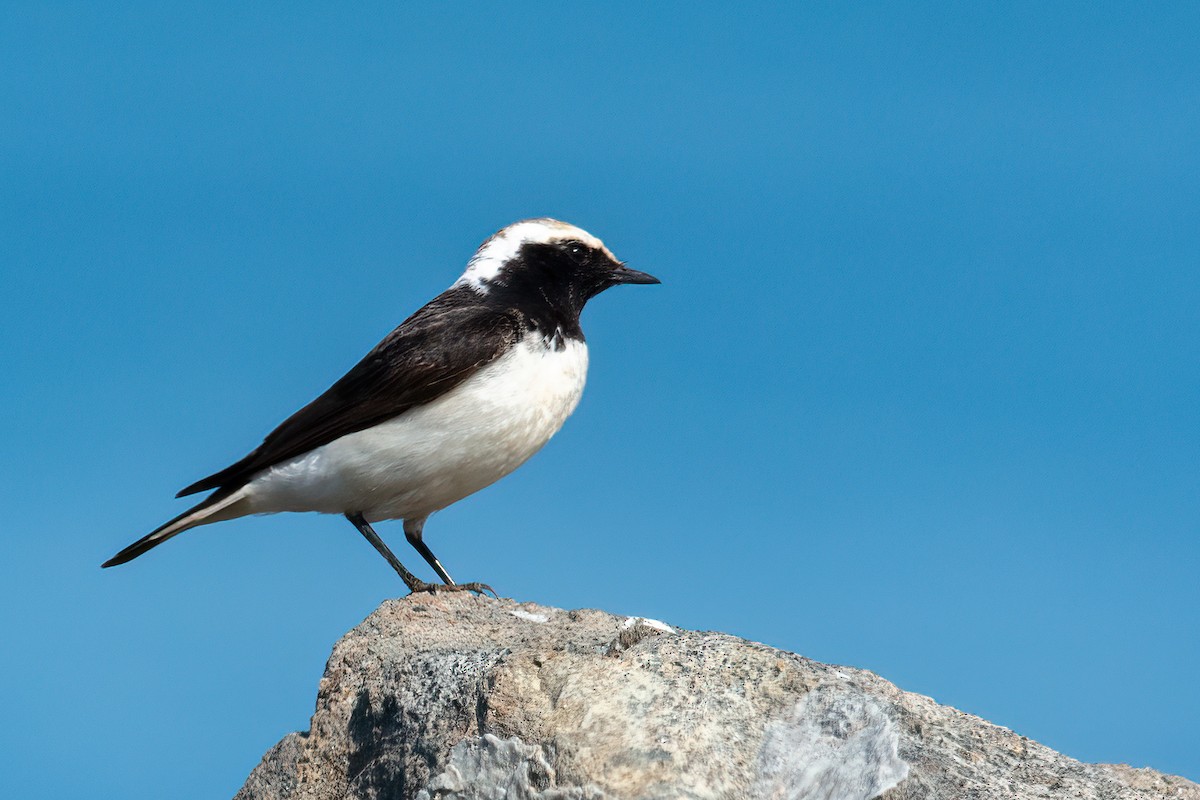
[345,513,436,594]
[403,516,498,597]
[403,517,456,585]
[346,513,495,597]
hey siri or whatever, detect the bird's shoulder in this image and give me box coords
[338,286,524,391]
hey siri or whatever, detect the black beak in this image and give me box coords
[611,264,661,285]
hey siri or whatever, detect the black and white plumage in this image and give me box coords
[102,218,659,593]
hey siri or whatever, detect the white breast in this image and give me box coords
[244,333,589,521]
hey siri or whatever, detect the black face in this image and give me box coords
[489,238,659,322]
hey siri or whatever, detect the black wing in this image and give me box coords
[177,287,521,497]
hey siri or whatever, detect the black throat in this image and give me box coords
[477,241,614,346]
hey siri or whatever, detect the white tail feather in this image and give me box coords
[153,488,249,542]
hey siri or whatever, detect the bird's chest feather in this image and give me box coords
[442,333,590,452]
[271,333,590,517]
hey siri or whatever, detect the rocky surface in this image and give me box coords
[236,594,1198,800]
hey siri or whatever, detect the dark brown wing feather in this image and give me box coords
[177,287,520,497]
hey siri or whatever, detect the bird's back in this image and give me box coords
[177,287,522,498]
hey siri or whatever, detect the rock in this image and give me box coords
[236,595,1198,800]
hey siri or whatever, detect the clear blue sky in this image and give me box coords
[2,3,1197,796]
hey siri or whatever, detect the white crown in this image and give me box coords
[455,218,614,291]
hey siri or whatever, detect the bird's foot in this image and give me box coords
[408,580,498,598]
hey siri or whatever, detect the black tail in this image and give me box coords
[102,489,240,568]
[176,453,257,498]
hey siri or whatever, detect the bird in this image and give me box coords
[102,218,660,594]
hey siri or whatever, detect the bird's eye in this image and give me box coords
[565,241,587,261]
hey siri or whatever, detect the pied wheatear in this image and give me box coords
[103,219,659,594]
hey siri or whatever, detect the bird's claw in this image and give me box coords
[455,581,499,598]
[408,580,498,599]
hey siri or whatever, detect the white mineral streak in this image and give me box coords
[752,686,908,800]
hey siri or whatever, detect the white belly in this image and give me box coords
[244,333,588,521]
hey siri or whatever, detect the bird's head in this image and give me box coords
[454,219,659,313]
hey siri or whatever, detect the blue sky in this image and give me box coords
[2,3,1197,796]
